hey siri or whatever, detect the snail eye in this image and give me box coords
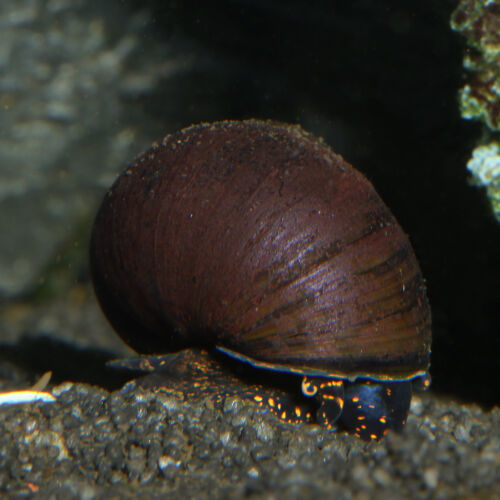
[340,380,412,441]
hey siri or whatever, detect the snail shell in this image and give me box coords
[90,119,432,438]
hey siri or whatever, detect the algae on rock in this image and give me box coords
[466,141,500,222]
[451,0,500,222]
[451,0,500,131]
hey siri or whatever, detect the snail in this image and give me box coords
[90,120,432,440]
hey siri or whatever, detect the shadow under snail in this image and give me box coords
[90,119,432,440]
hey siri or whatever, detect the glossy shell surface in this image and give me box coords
[90,119,431,382]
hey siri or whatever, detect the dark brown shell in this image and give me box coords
[90,120,431,381]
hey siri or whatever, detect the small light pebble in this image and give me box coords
[423,467,439,489]
[158,456,182,470]
[247,466,259,478]
[51,382,75,396]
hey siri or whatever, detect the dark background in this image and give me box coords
[129,0,499,406]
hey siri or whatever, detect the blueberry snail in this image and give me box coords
[90,120,432,440]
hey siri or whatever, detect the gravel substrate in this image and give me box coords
[1,353,499,499]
